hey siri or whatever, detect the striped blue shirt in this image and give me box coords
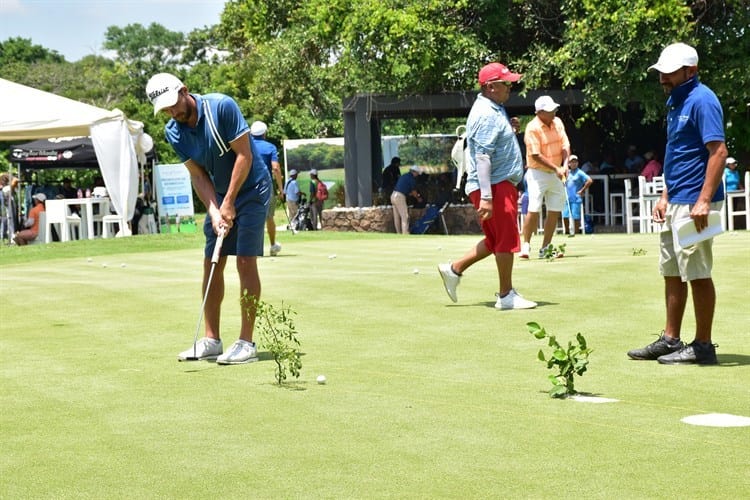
[165,93,270,194]
[464,93,524,195]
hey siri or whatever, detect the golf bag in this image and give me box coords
[290,195,314,231]
[410,202,449,235]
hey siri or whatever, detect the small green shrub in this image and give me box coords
[542,243,566,260]
[527,321,592,398]
[242,291,302,385]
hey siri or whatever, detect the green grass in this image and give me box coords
[1,229,749,499]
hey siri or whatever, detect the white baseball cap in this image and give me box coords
[535,95,559,113]
[146,73,185,115]
[726,157,736,165]
[250,121,268,136]
[648,43,698,73]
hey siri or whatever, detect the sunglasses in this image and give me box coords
[488,80,513,87]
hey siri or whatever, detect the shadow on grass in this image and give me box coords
[715,354,750,367]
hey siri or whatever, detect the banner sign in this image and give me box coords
[154,163,194,216]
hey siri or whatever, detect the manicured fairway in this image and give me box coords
[1,230,748,499]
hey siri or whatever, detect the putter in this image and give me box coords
[181,226,226,361]
[562,177,574,235]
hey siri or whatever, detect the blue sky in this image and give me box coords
[0,0,226,62]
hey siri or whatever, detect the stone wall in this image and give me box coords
[321,204,481,234]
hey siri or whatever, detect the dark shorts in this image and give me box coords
[469,181,520,254]
[204,178,271,258]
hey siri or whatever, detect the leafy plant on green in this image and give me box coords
[632,248,647,256]
[542,243,566,261]
[242,291,302,385]
[527,321,592,399]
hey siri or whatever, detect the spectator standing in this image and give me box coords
[519,95,571,259]
[250,120,285,256]
[438,62,536,310]
[724,157,740,191]
[390,166,422,234]
[627,42,727,365]
[382,156,402,200]
[640,150,663,181]
[284,169,301,223]
[561,155,593,235]
[309,169,327,230]
[13,193,46,245]
[146,72,272,365]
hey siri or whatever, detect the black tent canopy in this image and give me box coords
[10,136,99,169]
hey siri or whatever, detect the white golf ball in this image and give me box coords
[328,254,337,259]
[413,268,419,274]
[316,375,327,385]
[120,263,127,268]
[87,257,93,263]
[102,263,108,268]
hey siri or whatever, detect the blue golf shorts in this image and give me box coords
[562,200,583,220]
[204,179,271,258]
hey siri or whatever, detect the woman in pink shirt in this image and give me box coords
[640,150,662,181]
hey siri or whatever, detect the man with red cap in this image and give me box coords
[438,62,537,310]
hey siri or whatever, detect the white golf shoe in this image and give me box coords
[495,289,537,310]
[438,263,460,303]
[178,337,223,361]
[217,339,259,365]
[519,242,531,259]
[270,243,282,256]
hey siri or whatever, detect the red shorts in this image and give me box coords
[468,181,520,254]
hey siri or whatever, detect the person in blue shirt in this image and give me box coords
[561,155,593,235]
[724,157,740,191]
[284,169,301,222]
[627,43,728,365]
[250,121,285,255]
[147,72,271,365]
[390,166,422,234]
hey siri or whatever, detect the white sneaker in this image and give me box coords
[270,243,282,256]
[519,242,531,259]
[178,337,223,361]
[217,339,258,365]
[495,289,537,310]
[438,263,460,303]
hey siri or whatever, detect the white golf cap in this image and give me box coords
[32,193,46,203]
[146,73,185,115]
[648,43,698,73]
[726,157,736,164]
[569,154,579,161]
[289,169,298,176]
[250,121,267,136]
[535,95,559,113]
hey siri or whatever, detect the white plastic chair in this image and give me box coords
[724,171,750,231]
[43,200,81,242]
[624,179,642,234]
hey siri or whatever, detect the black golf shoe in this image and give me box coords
[627,332,685,360]
[657,341,718,365]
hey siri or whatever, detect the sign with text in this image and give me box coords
[154,163,194,217]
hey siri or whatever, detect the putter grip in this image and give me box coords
[211,229,225,264]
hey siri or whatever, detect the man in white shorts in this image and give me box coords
[519,95,570,259]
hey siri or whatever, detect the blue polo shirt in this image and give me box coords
[394,172,417,195]
[663,77,725,204]
[251,136,279,175]
[165,93,270,195]
[464,93,524,195]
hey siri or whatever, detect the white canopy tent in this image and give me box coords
[0,78,151,235]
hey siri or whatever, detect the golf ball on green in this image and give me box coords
[316,375,327,384]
